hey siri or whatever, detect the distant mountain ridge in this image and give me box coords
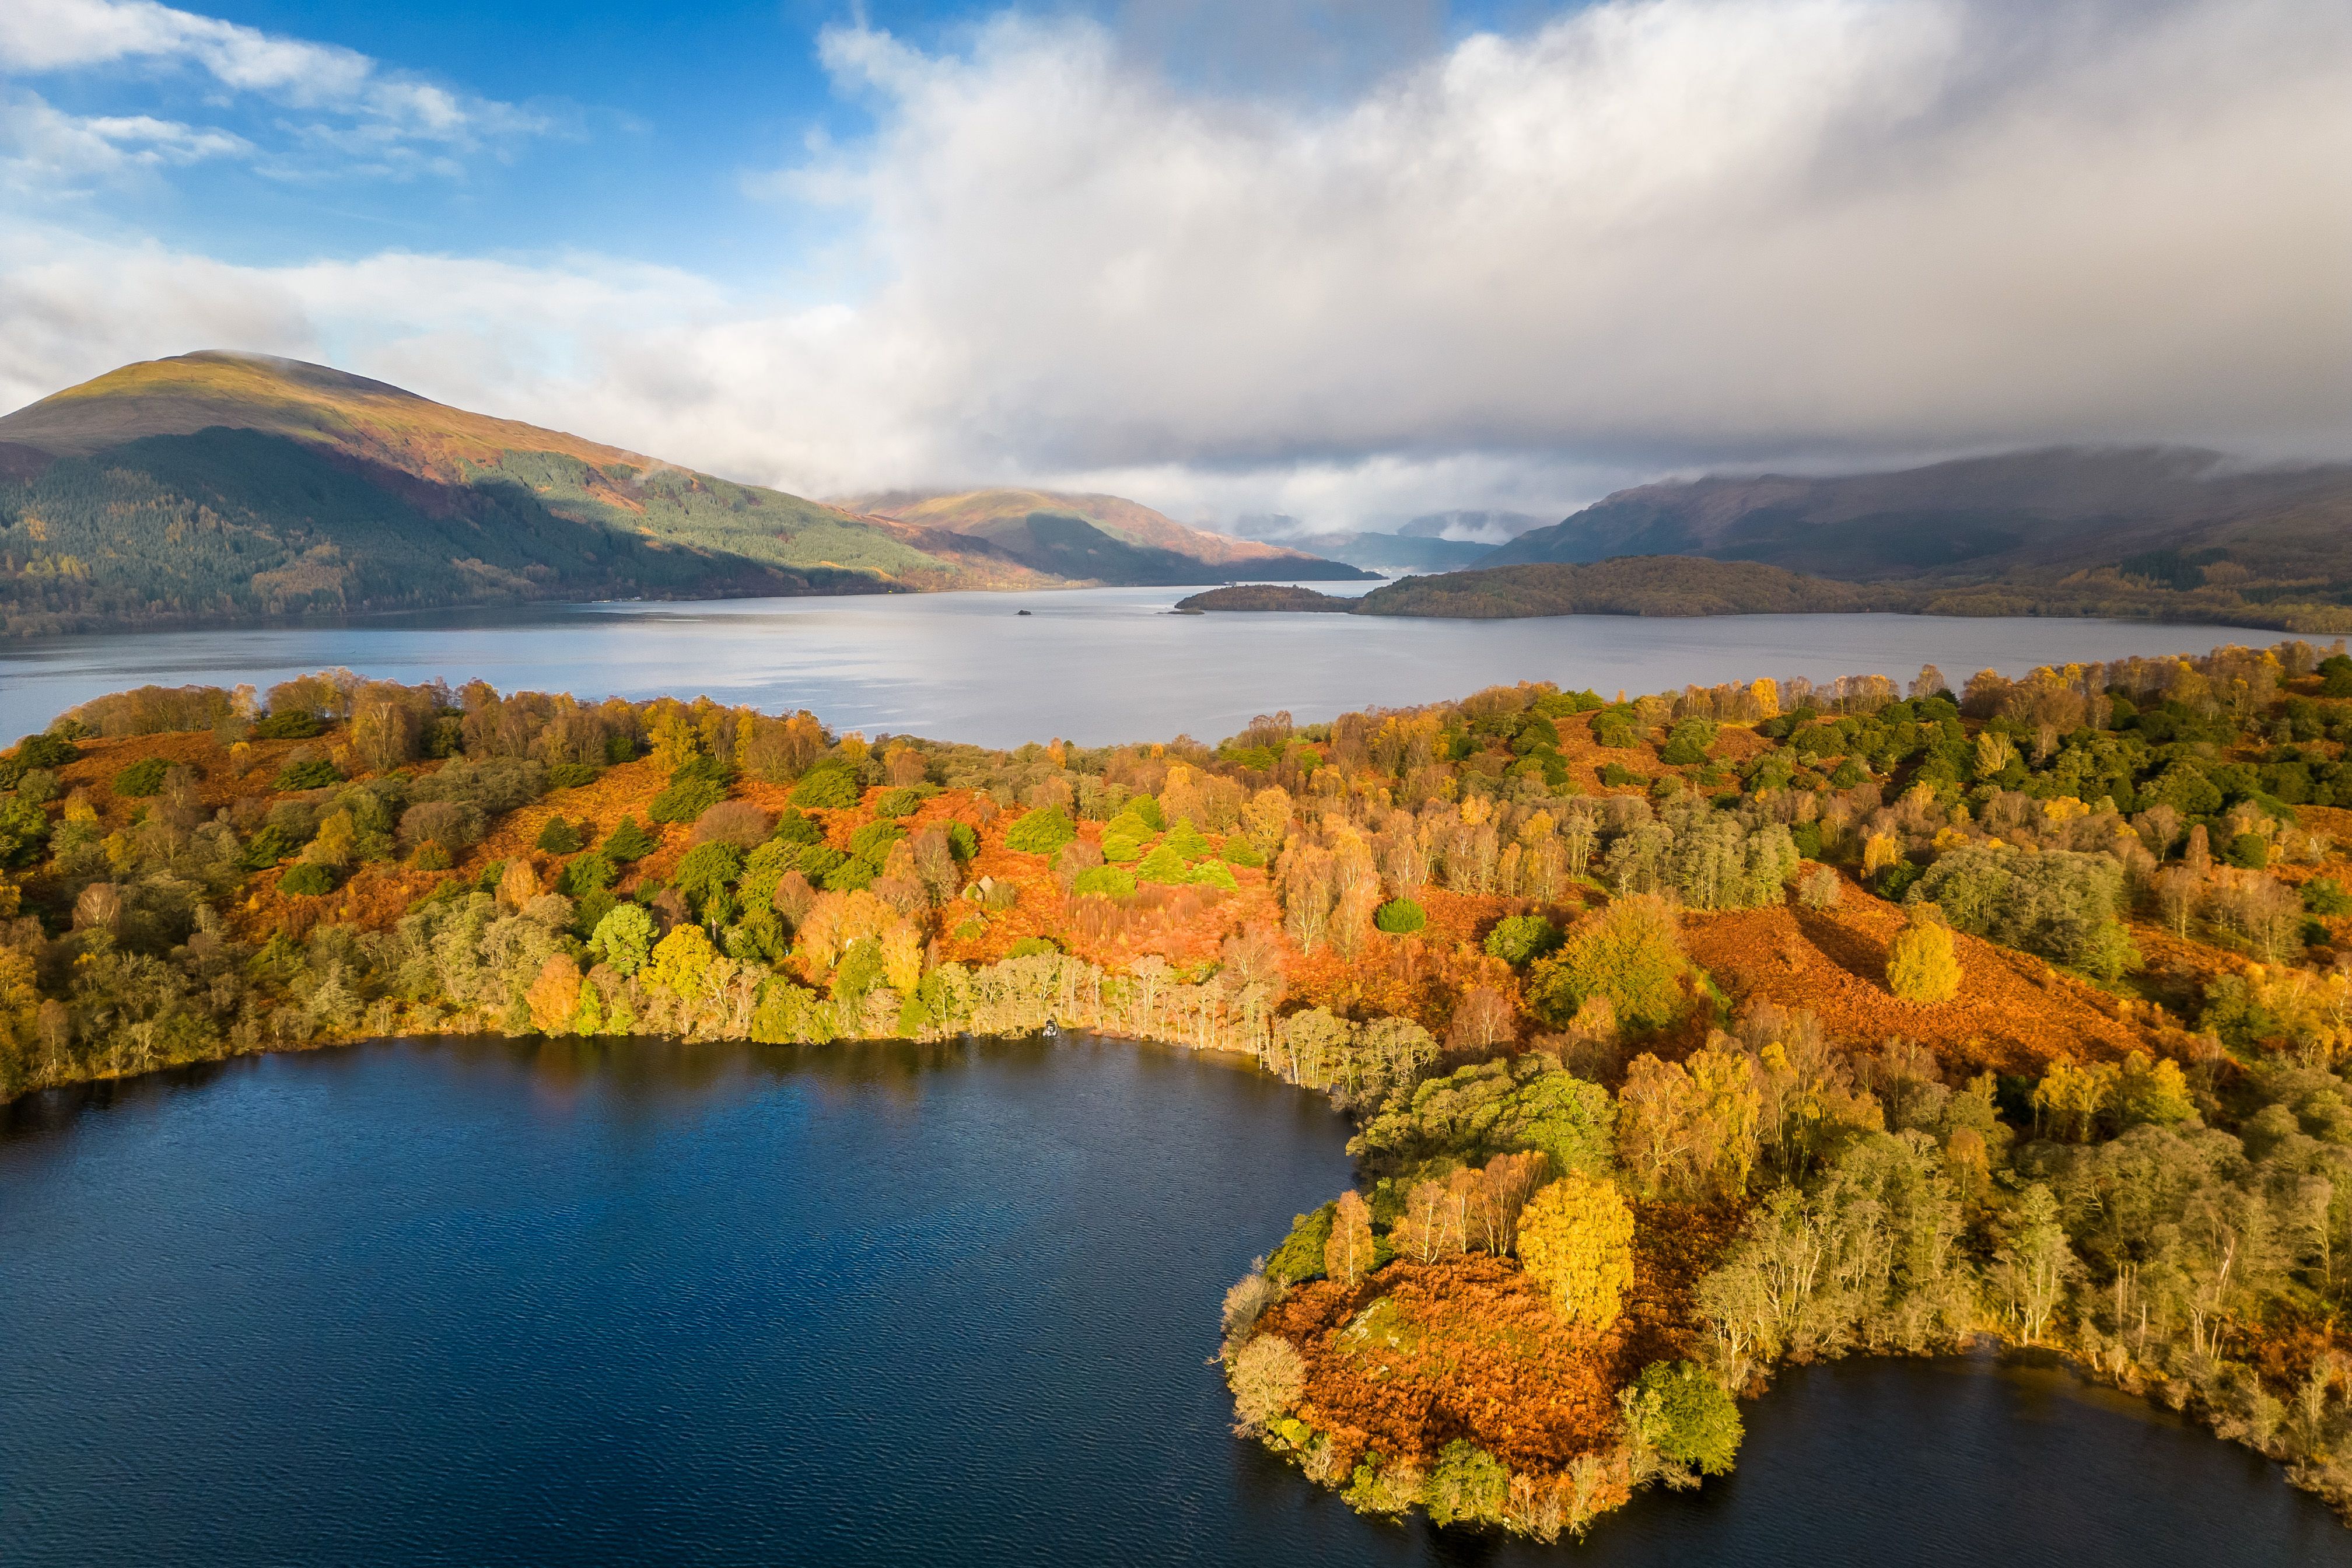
[840,489,1369,584]
[1486,447,2352,586]
[0,354,1361,634]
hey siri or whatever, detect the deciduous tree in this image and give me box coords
[1518,1172,1636,1329]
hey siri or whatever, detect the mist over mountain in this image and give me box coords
[1398,511,1548,545]
[1234,513,1494,573]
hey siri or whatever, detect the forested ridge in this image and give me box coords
[10,640,2352,1536]
[1182,555,2352,632]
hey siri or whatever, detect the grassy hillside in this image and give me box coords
[2,354,1352,635]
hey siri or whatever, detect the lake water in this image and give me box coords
[0,589,2282,748]
[1,1037,2343,1567]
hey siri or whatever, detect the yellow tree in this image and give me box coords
[1324,1189,1375,1287]
[525,954,582,1034]
[1517,1174,1637,1331]
[2031,1056,2119,1141]
[1886,907,1961,1002]
[645,701,702,774]
[645,925,721,1005]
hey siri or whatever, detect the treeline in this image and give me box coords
[1185,555,2352,634]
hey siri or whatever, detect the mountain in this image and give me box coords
[1483,447,2352,592]
[840,489,1370,584]
[0,355,1360,635]
[1230,514,1493,573]
[1181,463,2352,635]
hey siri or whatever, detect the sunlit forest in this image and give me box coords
[7,640,2352,1535]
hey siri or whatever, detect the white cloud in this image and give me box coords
[1,0,2347,533]
[0,0,545,163]
[788,0,2352,489]
[1,87,248,185]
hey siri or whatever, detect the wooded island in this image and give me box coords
[5,642,2351,1537]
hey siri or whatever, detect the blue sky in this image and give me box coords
[26,1,1552,282]
[2,0,2346,528]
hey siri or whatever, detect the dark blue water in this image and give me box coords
[1,1038,2344,1567]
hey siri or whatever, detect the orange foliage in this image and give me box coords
[1679,883,2160,1076]
[1258,1202,1735,1481]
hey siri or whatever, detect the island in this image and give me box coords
[5,639,2351,1538]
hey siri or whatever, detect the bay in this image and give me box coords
[1,1038,2343,1567]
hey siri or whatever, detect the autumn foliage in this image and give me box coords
[1518,1174,1637,1330]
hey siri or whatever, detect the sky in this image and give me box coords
[1,0,2347,533]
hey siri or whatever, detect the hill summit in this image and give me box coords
[0,354,1357,634]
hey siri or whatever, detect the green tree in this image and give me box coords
[1626,1360,1744,1476]
[1424,1440,1510,1527]
[1527,894,1688,1031]
[1991,1183,2076,1345]
[603,817,657,862]
[1266,1203,1336,1283]
[672,841,746,918]
[113,757,170,797]
[648,776,723,825]
[1349,1056,1614,1182]
[1130,842,1188,884]
[589,902,656,977]
[278,862,335,897]
[1373,897,1425,934]
[790,765,860,810]
[1005,806,1077,855]
[1483,913,1560,966]
[1659,716,1717,766]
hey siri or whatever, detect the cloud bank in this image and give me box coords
[2,0,2346,529]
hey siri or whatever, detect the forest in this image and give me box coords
[8,639,2352,1537]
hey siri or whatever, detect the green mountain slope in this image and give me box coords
[0,352,982,633]
[2,355,1364,635]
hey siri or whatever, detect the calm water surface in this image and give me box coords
[1,1038,2343,1567]
[0,589,2277,746]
